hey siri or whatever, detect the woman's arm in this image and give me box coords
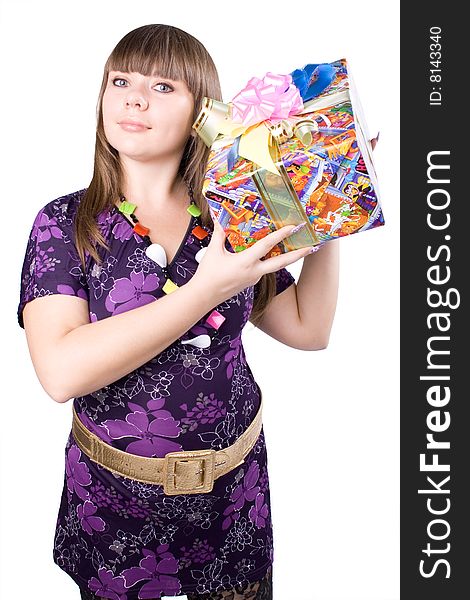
[295,238,340,348]
[23,276,218,404]
[21,213,312,404]
[250,240,339,350]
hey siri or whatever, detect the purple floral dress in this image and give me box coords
[17,189,295,599]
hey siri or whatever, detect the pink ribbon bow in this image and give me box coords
[231,72,304,128]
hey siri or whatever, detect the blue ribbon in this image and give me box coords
[290,63,336,102]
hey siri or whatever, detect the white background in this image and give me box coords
[1,0,399,599]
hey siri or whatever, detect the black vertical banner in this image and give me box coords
[401,4,467,599]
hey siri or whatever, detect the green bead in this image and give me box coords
[187,203,202,217]
[119,200,136,215]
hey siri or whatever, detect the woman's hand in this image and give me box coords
[193,213,315,306]
[370,131,380,151]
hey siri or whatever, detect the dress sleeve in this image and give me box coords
[253,267,296,302]
[17,201,89,329]
[274,267,296,295]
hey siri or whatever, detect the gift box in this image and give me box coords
[192,58,384,257]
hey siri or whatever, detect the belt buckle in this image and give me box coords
[163,449,216,495]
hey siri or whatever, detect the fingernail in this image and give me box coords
[291,222,307,234]
[309,246,320,254]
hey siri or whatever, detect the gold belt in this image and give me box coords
[71,391,263,495]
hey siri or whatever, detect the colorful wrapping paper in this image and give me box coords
[192,58,384,257]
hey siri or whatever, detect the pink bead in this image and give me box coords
[206,310,225,330]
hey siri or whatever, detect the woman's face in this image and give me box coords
[102,70,195,162]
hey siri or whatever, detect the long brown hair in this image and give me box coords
[74,23,277,327]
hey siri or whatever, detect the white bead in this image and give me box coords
[195,247,207,263]
[145,243,167,267]
[181,334,211,348]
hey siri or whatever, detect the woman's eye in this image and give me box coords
[111,78,172,92]
[155,83,173,93]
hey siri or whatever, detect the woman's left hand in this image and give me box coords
[369,132,380,151]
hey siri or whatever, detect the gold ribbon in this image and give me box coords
[192,95,341,175]
[191,95,348,247]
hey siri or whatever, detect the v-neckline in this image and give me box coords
[112,203,195,269]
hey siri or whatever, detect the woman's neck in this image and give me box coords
[118,182,190,221]
[120,176,188,212]
[119,154,187,211]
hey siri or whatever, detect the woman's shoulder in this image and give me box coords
[28,188,89,239]
[37,188,87,222]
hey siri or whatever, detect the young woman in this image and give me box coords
[16,24,356,600]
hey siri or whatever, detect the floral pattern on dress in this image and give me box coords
[18,189,295,599]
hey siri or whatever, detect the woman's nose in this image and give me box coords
[125,94,148,109]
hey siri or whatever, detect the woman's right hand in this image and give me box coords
[193,211,317,305]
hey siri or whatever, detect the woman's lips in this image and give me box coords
[119,122,149,132]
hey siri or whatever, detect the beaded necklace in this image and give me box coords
[116,179,225,349]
